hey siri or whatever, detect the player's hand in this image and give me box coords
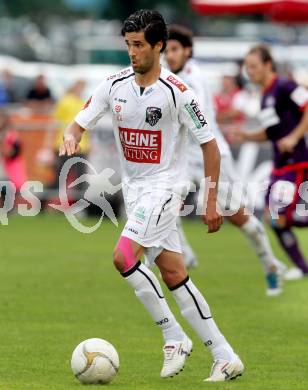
[228,130,247,144]
[202,199,223,233]
[277,134,298,153]
[59,134,81,156]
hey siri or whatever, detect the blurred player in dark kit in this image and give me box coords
[240,45,308,280]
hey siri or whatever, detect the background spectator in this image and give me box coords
[0,70,17,106]
[44,80,90,207]
[214,73,247,125]
[0,109,27,191]
[53,80,89,155]
[26,74,54,110]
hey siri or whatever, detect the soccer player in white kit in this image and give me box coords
[59,10,244,382]
[165,25,286,296]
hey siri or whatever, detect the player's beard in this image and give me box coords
[131,55,154,75]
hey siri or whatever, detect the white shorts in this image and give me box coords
[121,190,182,266]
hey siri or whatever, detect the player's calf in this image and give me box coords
[156,250,188,288]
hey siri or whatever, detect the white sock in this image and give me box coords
[176,218,197,266]
[241,215,280,273]
[123,261,185,343]
[170,277,235,361]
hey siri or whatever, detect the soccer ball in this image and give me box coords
[71,338,120,384]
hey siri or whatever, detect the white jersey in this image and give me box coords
[75,66,214,199]
[178,59,231,158]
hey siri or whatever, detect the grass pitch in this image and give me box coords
[0,214,307,390]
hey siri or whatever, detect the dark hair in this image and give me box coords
[121,9,168,52]
[168,25,193,48]
[168,24,193,58]
[247,44,276,72]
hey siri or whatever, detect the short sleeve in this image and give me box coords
[290,85,308,110]
[75,79,110,130]
[280,79,308,110]
[179,88,214,145]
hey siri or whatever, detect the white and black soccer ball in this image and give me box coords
[71,338,119,384]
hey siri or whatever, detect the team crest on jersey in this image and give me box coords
[145,107,162,126]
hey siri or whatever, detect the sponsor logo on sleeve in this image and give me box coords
[145,107,162,126]
[166,75,187,92]
[119,127,161,164]
[184,99,207,128]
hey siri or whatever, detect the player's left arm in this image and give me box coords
[277,83,308,153]
[179,88,223,233]
[200,139,223,233]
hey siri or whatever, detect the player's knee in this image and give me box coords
[277,215,287,228]
[228,208,249,227]
[269,214,287,229]
[113,236,139,273]
[112,248,126,272]
[263,209,271,225]
[161,268,187,288]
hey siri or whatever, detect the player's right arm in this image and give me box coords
[59,121,84,156]
[233,129,268,143]
[200,139,223,233]
[58,76,111,156]
[235,81,308,146]
[179,88,223,233]
[277,105,308,152]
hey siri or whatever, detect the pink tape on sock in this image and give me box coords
[117,236,137,272]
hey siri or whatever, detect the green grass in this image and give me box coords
[0,214,307,390]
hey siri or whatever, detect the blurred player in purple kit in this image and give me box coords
[238,45,308,280]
